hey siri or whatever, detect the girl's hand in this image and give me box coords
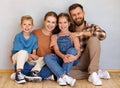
[66,54,77,62]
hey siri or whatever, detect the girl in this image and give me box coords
[44,13,81,86]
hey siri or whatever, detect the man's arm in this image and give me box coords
[92,25,106,41]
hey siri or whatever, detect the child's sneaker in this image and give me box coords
[98,69,110,79]
[15,72,26,84]
[88,72,102,86]
[30,72,39,77]
[10,73,16,80]
[25,76,42,82]
[57,77,67,86]
[25,71,42,82]
[63,75,76,87]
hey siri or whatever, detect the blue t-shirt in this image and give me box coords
[12,32,38,54]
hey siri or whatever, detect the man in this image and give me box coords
[68,3,110,86]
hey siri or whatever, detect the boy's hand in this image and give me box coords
[29,54,39,61]
[9,53,13,63]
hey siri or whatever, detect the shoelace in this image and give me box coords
[18,73,24,79]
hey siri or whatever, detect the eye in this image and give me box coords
[28,24,32,26]
[52,21,56,24]
[23,24,26,26]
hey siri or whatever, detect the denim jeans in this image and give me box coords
[14,62,53,79]
[44,35,80,78]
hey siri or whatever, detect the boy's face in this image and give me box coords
[20,19,33,33]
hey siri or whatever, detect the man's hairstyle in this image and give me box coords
[69,3,84,13]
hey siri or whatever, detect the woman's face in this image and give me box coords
[44,16,57,32]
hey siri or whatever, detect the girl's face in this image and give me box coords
[44,16,57,32]
[21,19,33,33]
[58,17,70,32]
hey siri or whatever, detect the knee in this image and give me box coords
[44,54,54,62]
[18,50,28,55]
[66,48,77,55]
[87,37,100,47]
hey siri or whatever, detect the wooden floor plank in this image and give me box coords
[0,72,120,88]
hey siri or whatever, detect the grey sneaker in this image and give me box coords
[15,72,26,84]
[25,76,42,82]
[30,72,39,77]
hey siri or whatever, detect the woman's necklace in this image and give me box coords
[42,29,52,36]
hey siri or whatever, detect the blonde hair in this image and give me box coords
[21,15,33,25]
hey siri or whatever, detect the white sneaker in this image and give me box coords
[88,72,102,86]
[57,78,67,86]
[46,75,54,80]
[63,75,76,87]
[98,69,110,79]
[10,73,16,80]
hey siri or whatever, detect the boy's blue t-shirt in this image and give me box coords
[12,32,38,54]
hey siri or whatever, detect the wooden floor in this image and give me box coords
[0,72,120,88]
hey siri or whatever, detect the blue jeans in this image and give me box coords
[14,62,53,79]
[44,48,80,79]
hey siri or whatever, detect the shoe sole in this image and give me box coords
[16,80,26,84]
[59,83,67,86]
[70,79,76,87]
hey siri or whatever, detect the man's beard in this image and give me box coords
[73,18,84,26]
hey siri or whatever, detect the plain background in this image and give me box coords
[0,0,120,70]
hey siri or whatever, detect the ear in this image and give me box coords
[20,24,22,28]
[83,10,85,16]
[68,22,71,27]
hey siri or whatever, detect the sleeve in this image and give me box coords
[32,35,38,50]
[92,25,106,41]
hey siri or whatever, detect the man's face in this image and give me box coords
[70,7,84,26]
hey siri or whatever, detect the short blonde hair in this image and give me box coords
[21,15,33,25]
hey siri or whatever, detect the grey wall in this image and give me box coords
[0,0,120,70]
